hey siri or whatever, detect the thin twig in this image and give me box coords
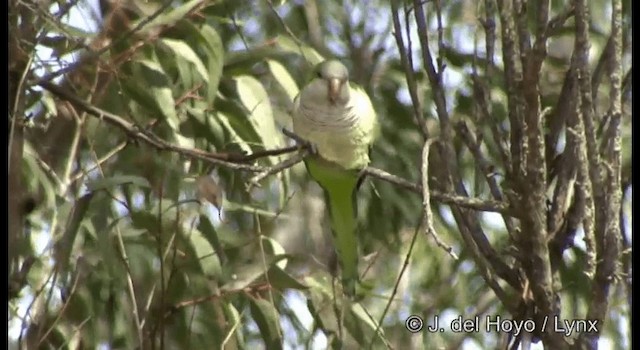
[455,121,516,238]
[164,283,274,318]
[9,53,34,174]
[545,5,575,37]
[157,179,167,350]
[368,212,423,349]
[69,141,128,183]
[221,309,245,347]
[36,272,81,347]
[362,167,514,215]
[421,139,458,260]
[264,0,310,65]
[87,145,145,347]
[25,150,64,191]
[254,226,283,340]
[241,145,302,162]
[60,104,84,193]
[390,0,429,138]
[115,225,145,349]
[18,267,57,348]
[247,149,309,189]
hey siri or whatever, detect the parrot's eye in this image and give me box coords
[316,71,322,78]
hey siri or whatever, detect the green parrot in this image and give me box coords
[292,59,378,296]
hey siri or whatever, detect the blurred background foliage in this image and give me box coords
[8,0,631,349]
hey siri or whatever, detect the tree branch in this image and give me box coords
[390,0,429,138]
[581,0,623,345]
[496,0,524,177]
[362,167,514,215]
[247,149,309,190]
[39,81,268,172]
[421,139,458,260]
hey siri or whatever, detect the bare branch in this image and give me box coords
[421,139,458,260]
[412,0,448,124]
[496,0,524,177]
[247,149,309,190]
[370,213,422,349]
[545,5,575,37]
[573,0,600,280]
[478,0,513,169]
[581,0,623,343]
[456,121,517,237]
[362,167,514,216]
[591,35,615,103]
[390,0,429,138]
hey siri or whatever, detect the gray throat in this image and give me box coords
[299,101,358,131]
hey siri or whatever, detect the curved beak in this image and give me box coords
[327,78,342,104]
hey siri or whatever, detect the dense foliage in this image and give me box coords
[9,0,630,348]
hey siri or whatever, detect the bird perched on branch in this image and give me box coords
[292,59,378,296]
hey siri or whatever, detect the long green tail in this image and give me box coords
[306,159,360,296]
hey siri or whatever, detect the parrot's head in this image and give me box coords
[304,59,350,106]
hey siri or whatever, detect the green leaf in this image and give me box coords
[182,104,225,145]
[304,275,387,346]
[345,303,386,347]
[198,214,227,265]
[224,46,291,73]
[266,266,308,290]
[249,298,283,350]
[223,201,291,219]
[214,103,255,155]
[220,255,291,292]
[267,59,299,103]
[220,262,265,292]
[86,175,151,191]
[261,236,287,269]
[40,18,93,43]
[23,143,57,206]
[275,36,324,65]
[235,75,283,161]
[189,228,222,277]
[214,225,252,250]
[94,218,125,279]
[222,303,245,347]
[55,193,94,275]
[130,210,158,232]
[134,0,204,34]
[200,24,224,107]
[41,91,58,118]
[136,59,179,130]
[160,38,209,83]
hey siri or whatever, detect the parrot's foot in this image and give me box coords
[281,128,318,155]
[282,128,306,143]
[307,142,318,156]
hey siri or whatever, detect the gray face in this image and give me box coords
[315,60,349,81]
[314,60,350,105]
